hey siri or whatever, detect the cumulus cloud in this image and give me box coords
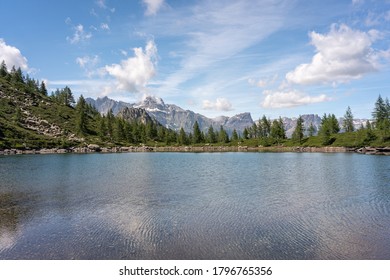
[286,24,381,85]
[66,21,92,44]
[202,98,233,111]
[143,0,164,16]
[105,40,158,93]
[0,39,28,71]
[261,89,331,108]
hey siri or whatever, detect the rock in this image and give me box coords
[87,144,101,152]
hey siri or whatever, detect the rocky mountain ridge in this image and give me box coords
[86,96,254,135]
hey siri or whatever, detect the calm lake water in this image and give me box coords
[0,152,389,259]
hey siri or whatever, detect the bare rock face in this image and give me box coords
[116,107,157,125]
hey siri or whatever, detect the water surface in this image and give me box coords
[0,152,389,259]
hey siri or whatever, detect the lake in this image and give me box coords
[0,152,389,259]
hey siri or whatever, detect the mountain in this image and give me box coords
[282,115,322,138]
[117,107,157,125]
[87,95,254,135]
[85,96,133,115]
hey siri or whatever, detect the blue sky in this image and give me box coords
[1,0,390,120]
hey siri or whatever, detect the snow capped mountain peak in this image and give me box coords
[140,95,165,107]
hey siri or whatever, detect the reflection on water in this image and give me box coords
[0,152,389,259]
[0,192,36,251]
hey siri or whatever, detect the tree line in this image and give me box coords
[241,95,390,146]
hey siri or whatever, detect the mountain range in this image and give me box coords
[86,96,254,135]
[86,96,370,137]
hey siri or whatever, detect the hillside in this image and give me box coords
[0,69,175,149]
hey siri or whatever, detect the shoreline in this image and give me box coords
[1,145,389,155]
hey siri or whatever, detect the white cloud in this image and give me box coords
[76,55,99,68]
[202,98,233,111]
[286,24,381,85]
[0,39,28,71]
[261,89,331,108]
[105,40,158,93]
[67,24,92,44]
[76,55,100,77]
[143,0,165,16]
[100,23,110,31]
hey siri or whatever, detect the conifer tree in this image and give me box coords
[292,115,304,144]
[343,106,354,132]
[308,122,316,137]
[207,125,217,143]
[39,81,48,96]
[192,121,202,144]
[232,129,239,141]
[106,109,114,140]
[372,95,390,135]
[270,117,286,144]
[242,127,249,139]
[178,127,188,145]
[261,115,271,137]
[218,125,229,143]
[75,95,88,135]
[0,60,7,77]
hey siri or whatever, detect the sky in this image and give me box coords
[1,0,390,120]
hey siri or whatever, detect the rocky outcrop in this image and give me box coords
[355,146,390,155]
[117,107,157,125]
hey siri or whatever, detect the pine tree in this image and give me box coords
[251,123,258,138]
[218,126,229,143]
[343,106,354,132]
[329,114,340,133]
[270,117,286,144]
[192,121,202,144]
[232,129,239,141]
[178,127,188,145]
[207,125,217,143]
[372,95,388,129]
[62,86,75,107]
[242,127,249,139]
[99,115,107,139]
[292,115,304,144]
[106,109,114,140]
[115,119,126,142]
[319,113,338,145]
[39,81,48,96]
[0,60,8,77]
[261,115,271,137]
[308,122,316,137]
[75,95,88,135]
